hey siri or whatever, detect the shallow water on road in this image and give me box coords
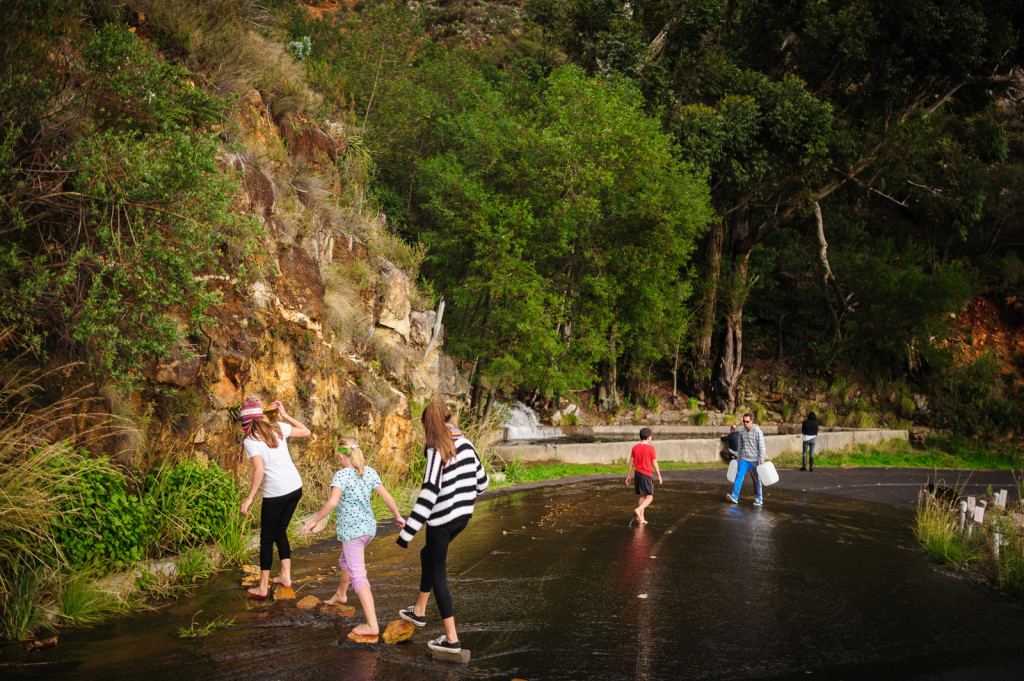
[5,480,1024,680]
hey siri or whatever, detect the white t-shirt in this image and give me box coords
[243,422,302,498]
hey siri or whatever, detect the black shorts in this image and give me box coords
[634,472,654,496]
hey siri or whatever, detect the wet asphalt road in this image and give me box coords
[3,468,1023,681]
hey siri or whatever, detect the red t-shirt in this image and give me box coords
[630,442,656,476]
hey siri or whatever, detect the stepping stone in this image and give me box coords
[347,631,379,643]
[322,603,356,617]
[241,565,261,587]
[272,584,296,600]
[382,619,415,644]
[296,595,320,609]
[431,648,471,664]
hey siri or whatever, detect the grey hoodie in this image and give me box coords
[736,423,766,462]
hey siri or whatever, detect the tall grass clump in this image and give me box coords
[56,570,122,625]
[213,506,255,566]
[914,492,981,568]
[995,527,1024,599]
[0,367,113,638]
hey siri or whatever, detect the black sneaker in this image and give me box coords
[399,607,425,627]
[428,634,461,652]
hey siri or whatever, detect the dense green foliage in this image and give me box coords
[145,460,238,549]
[277,0,1024,431]
[417,66,711,393]
[49,454,152,567]
[1,4,262,390]
[47,454,239,568]
[280,0,712,405]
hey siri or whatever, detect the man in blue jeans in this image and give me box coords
[727,413,766,506]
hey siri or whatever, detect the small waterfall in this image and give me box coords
[501,401,565,442]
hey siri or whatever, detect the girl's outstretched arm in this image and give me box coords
[271,400,312,438]
[299,486,342,535]
[374,485,406,528]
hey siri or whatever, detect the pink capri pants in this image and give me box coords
[339,535,373,593]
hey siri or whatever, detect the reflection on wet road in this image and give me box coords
[5,480,1024,680]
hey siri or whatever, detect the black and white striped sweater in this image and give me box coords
[396,436,489,547]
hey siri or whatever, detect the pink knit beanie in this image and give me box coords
[239,397,264,431]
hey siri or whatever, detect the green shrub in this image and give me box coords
[145,461,238,551]
[48,454,152,568]
[927,350,1023,437]
[693,412,709,426]
[2,21,264,391]
[288,35,312,61]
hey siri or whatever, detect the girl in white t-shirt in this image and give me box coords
[239,398,310,598]
[300,437,404,636]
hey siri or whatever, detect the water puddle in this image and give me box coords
[4,480,1024,680]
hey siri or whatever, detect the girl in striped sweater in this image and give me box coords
[397,403,489,653]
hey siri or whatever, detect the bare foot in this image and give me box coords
[247,587,269,598]
[324,591,348,605]
[351,623,379,636]
[634,508,643,523]
[639,518,649,524]
[270,576,292,587]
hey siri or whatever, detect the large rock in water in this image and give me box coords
[322,603,356,617]
[382,619,415,644]
[296,595,321,609]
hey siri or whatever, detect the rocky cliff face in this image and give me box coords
[149,89,468,472]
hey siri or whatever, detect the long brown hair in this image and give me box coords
[247,418,283,448]
[422,403,456,464]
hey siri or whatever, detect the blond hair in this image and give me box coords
[338,436,365,477]
[422,403,456,464]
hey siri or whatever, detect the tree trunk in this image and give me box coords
[711,253,750,411]
[694,220,724,381]
[483,387,496,420]
[470,380,486,416]
[597,324,620,412]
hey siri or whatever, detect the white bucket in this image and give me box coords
[758,461,780,486]
[726,459,737,483]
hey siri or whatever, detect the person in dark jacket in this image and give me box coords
[801,412,819,471]
[720,425,739,461]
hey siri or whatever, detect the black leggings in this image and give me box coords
[419,516,469,619]
[259,487,302,571]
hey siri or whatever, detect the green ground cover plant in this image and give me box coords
[177,613,236,639]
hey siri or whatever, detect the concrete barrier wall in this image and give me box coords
[583,424,784,437]
[493,429,909,465]
[491,424,784,443]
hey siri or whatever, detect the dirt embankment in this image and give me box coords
[953,295,1024,383]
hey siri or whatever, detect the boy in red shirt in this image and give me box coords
[626,427,663,524]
